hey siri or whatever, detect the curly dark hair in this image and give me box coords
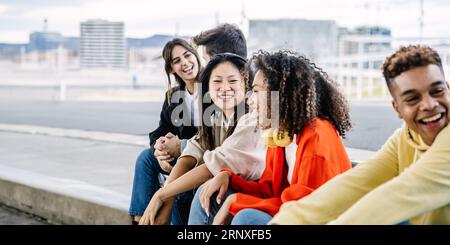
[250,50,352,138]
[383,45,443,92]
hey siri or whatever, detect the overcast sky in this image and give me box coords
[0,0,449,43]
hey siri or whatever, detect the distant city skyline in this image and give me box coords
[1,0,450,43]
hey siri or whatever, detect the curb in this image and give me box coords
[345,148,376,166]
[0,165,131,225]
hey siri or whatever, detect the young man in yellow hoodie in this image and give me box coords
[270,45,450,225]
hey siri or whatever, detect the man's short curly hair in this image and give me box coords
[383,45,443,91]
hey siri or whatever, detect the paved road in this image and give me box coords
[345,101,403,150]
[0,101,157,135]
[0,204,48,225]
[0,100,402,151]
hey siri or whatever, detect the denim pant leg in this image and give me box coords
[231,208,273,225]
[397,221,412,225]
[171,190,195,225]
[188,183,234,225]
[129,148,167,216]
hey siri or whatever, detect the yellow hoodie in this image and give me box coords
[270,124,450,225]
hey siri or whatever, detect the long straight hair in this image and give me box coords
[197,53,250,150]
[161,38,202,101]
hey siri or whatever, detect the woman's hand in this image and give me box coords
[212,193,236,225]
[162,133,181,159]
[200,171,231,216]
[156,157,173,173]
[139,190,164,225]
[154,137,174,173]
[154,137,172,160]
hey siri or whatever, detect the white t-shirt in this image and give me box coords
[184,90,200,126]
[285,135,297,184]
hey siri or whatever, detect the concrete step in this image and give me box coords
[0,165,131,225]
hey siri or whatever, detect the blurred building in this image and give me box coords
[80,19,127,68]
[248,19,339,60]
[0,43,26,60]
[0,31,77,60]
[28,32,64,52]
[339,26,392,56]
[27,32,78,52]
[321,26,393,99]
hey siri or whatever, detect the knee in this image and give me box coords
[134,148,155,171]
[231,209,269,225]
[233,209,255,221]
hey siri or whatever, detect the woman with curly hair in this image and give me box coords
[190,50,353,225]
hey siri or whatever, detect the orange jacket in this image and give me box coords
[223,118,351,217]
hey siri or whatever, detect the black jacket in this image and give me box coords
[148,86,198,149]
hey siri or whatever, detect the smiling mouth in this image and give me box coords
[418,112,445,125]
[218,94,234,101]
[182,65,193,73]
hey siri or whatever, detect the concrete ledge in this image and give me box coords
[0,165,131,225]
[346,147,376,166]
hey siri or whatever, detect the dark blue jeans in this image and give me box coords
[128,148,194,225]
